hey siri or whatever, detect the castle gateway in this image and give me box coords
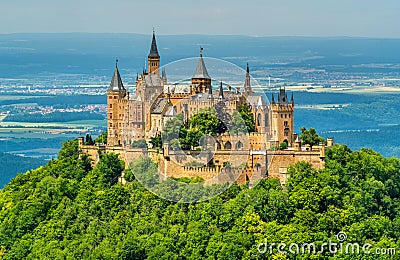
[80,32,332,184]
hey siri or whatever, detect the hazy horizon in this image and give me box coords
[1,0,399,38]
[1,32,400,40]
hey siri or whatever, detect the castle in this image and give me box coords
[79,32,332,185]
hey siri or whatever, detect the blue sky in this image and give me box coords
[1,0,399,37]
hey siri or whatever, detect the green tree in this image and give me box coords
[230,111,248,135]
[131,139,147,148]
[237,103,256,133]
[95,132,107,145]
[85,134,94,145]
[150,134,162,148]
[162,114,186,141]
[279,142,288,150]
[189,107,225,136]
[299,127,325,148]
[93,153,125,186]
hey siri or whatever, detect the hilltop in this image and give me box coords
[0,139,399,258]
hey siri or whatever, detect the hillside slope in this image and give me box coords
[0,140,399,259]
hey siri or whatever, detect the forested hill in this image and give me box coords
[0,153,44,188]
[1,140,400,259]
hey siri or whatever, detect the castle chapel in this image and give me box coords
[80,32,331,184]
[107,31,295,149]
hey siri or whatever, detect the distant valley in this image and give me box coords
[1,33,400,186]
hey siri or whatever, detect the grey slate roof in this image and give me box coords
[277,88,288,104]
[144,73,163,87]
[148,32,160,58]
[193,54,211,79]
[152,98,169,114]
[108,64,125,91]
[247,93,268,108]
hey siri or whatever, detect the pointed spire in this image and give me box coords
[208,83,213,99]
[219,82,224,99]
[148,30,160,58]
[162,67,167,81]
[109,59,125,92]
[193,47,211,79]
[291,92,294,104]
[278,87,288,104]
[244,63,252,95]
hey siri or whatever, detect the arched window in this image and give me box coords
[224,141,232,150]
[255,163,261,170]
[236,141,243,150]
[265,113,268,127]
[257,113,262,127]
[216,142,222,150]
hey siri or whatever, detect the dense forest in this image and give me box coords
[0,153,44,188]
[0,140,400,259]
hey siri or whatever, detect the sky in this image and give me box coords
[0,0,399,38]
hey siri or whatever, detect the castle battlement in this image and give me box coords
[78,32,331,185]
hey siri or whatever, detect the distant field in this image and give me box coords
[0,95,41,101]
[0,119,105,128]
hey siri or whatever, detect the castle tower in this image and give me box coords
[148,30,160,75]
[107,60,127,147]
[192,48,211,94]
[270,88,294,146]
[244,63,253,95]
[162,67,167,85]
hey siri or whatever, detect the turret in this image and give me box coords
[148,30,160,75]
[244,63,253,95]
[192,47,211,94]
[208,82,213,100]
[107,59,127,147]
[162,67,167,85]
[219,82,224,99]
[270,88,294,147]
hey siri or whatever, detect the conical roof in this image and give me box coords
[148,31,160,58]
[108,60,125,91]
[244,63,253,94]
[193,50,211,79]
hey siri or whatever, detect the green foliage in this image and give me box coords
[300,127,326,148]
[279,142,288,150]
[0,153,44,187]
[94,132,107,145]
[188,107,225,136]
[184,161,205,168]
[1,142,400,259]
[173,177,205,183]
[92,153,125,187]
[162,114,186,142]
[85,134,94,145]
[130,139,147,148]
[230,111,248,135]
[237,103,256,133]
[162,110,225,150]
[150,134,162,148]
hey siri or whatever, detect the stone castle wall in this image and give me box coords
[79,137,326,185]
